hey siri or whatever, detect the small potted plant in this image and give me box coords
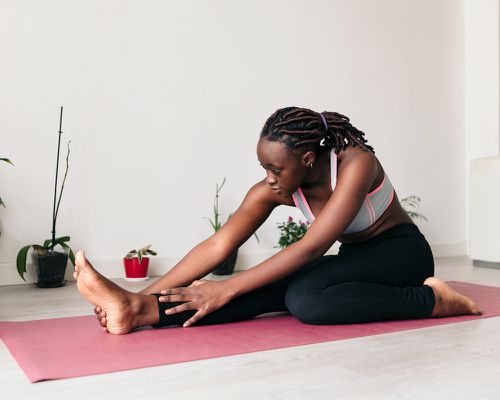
[204,177,259,275]
[275,216,310,250]
[0,157,13,236]
[16,107,75,287]
[123,244,157,281]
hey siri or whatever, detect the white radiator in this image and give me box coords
[470,156,500,267]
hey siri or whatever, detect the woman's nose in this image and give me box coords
[266,171,277,185]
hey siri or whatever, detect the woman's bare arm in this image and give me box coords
[224,150,378,297]
[138,181,278,295]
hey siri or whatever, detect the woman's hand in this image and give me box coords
[158,280,236,327]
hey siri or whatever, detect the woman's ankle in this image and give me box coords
[131,294,160,327]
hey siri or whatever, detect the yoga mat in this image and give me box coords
[1,281,499,383]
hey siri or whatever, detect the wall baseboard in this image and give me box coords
[472,259,500,269]
[429,242,467,258]
[0,241,468,287]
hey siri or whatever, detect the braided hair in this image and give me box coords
[260,106,374,155]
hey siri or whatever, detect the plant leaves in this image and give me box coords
[0,158,14,166]
[139,244,151,254]
[54,236,70,243]
[59,242,76,266]
[253,232,260,244]
[219,176,226,191]
[16,245,33,282]
[125,249,137,259]
[203,217,216,231]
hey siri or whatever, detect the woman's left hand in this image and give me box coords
[158,280,236,327]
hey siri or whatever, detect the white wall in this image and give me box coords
[0,0,467,285]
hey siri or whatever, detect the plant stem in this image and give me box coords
[215,182,219,230]
[51,106,63,251]
[54,141,71,229]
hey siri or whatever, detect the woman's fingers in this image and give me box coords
[159,294,186,302]
[159,287,193,303]
[160,288,185,295]
[183,310,206,328]
[164,302,195,316]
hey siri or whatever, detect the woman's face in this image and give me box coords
[256,138,306,197]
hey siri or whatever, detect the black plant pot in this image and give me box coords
[212,249,238,276]
[32,249,69,288]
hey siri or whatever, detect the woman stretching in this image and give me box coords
[74,107,481,334]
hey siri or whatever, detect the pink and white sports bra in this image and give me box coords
[292,149,395,235]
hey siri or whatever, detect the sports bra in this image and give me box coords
[291,149,395,235]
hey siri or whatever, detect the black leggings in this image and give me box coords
[150,223,435,328]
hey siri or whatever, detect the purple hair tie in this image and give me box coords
[319,113,330,147]
[320,113,328,131]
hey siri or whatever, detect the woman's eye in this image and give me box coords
[272,170,280,175]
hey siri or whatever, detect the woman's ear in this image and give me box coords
[301,151,316,167]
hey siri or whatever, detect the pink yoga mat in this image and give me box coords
[1,281,499,383]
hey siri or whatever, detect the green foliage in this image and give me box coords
[400,195,428,222]
[16,237,75,282]
[125,244,157,263]
[204,177,259,243]
[275,216,310,249]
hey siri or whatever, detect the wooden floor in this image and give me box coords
[1,256,500,399]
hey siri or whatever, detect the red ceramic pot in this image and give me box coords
[123,257,149,280]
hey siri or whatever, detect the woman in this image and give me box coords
[74,107,481,335]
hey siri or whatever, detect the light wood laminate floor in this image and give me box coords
[1,256,500,400]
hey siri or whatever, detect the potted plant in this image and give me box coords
[124,244,157,281]
[204,177,259,275]
[0,157,13,236]
[275,216,310,250]
[16,107,75,287]
[400,195,427,222]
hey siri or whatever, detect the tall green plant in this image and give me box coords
[16,107,75,282]
[204,177,259,243]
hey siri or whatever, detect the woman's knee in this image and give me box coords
[284,280,324,325]
[285,279,353,325]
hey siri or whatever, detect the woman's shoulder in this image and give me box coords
[336,146,378,175]
[250,180,295,208]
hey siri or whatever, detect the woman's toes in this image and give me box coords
[94,306,101,314]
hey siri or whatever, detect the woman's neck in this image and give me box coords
[301,149,333,190]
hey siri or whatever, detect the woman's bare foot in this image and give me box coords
[424,277,482,317]
[73,250,159,334]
